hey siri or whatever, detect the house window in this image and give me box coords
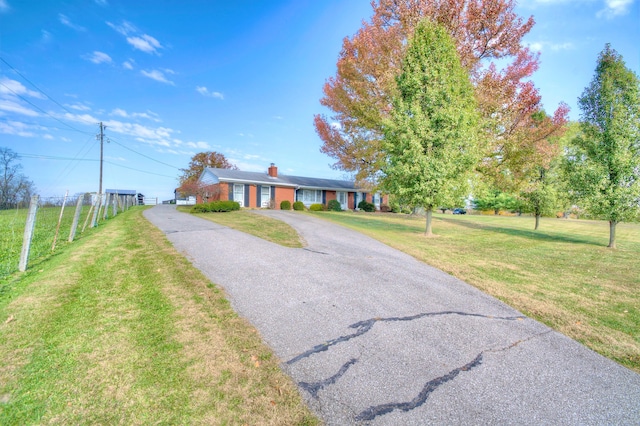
[299,189,322,205]
[233,184,244,207]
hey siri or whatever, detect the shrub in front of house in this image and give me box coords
[310,203,324,211]
[192,200,240,213]
[380,204,391,212]
[210,200,240,212]
[293,201,305,211]
[280,200,291,210]
[358,200,376,212]
[190,204,209,213]
[327,199,342,211]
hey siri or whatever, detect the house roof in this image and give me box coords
[201,167,359,191]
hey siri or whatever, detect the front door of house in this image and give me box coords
[337,191,347,210]
[233,184,244,207]
[261,186,271,208]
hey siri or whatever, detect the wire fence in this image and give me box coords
[0,192,138,279]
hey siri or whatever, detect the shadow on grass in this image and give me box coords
[437,216,605,247]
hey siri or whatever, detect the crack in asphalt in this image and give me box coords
[286,311,525,365]
[354,330,554,421]
[355,353,484,421]
[303,248,330,255]
[299,358,359,398]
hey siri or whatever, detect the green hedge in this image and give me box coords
[293,201,305,211]
[190,200,240,213]
[280,200,291,210]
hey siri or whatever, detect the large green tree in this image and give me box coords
[382,20,480,235]
[565,44,640,248]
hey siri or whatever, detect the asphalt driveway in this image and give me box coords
[144,205,640,425]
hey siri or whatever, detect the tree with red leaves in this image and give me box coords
[314,0,568,187]
[177,151,237,198]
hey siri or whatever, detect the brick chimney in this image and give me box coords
[268,163,278,178]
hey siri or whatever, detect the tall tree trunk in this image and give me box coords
[425,207,433,236]
[608,220,617,248]
[534,214,540,230]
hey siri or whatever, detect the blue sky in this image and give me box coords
[0,0,637,201]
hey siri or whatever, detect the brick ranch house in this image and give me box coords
[196,163,387,210]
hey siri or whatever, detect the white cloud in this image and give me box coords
[185,141,212,149]
[0,0,10,13]
[0,120,36,137]
[123,60,134,70]
[127,34,162,54]
[0,77,45,99]
[196,86,224,99]
[58,14,86,31]
[65,102,91,111]
[0,100,39,117]
[84,51,112,64]
[597,0,634,18]
[109,108,162,122]
[43,134,54,140]
[141,69,175,85]
[527,41,574,52]
[106,20,137,36]
[94,0,108,5]
[111,108,128,117]
[39,30,52,44]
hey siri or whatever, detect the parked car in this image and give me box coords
[453,208,466,215]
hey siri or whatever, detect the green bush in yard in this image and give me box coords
[293,201,305,211]
[280,200,291,210]
[190,204,209,213]
[327,199,342,211]
[310,203,324,211]
[191,200,240,213]
[358,200,376,212]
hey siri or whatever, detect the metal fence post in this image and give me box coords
[51,190,69,251]
[68,195,84,242]
[19,195,39,272]
[91,193,101,228]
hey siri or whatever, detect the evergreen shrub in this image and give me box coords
[293,201,305,211]
[280,200,291,210]
[310,203,324,211]
[327,199,342,211]
[358,200,376,212]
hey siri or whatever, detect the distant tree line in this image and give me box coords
[0,147,36,210]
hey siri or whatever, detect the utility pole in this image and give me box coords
[98,121,105,195]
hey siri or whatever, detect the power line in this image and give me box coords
[0,57,94,124]
[103,160,176,178]
[108,137,182,170]
[17,153,98,161]
[0,80,93,135]
[17,152,176,178]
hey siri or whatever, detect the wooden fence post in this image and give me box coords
[68,195,84,242]
[19,195,39,272]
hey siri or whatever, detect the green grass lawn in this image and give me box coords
[309,211,640,372]
[0,206,317,425]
